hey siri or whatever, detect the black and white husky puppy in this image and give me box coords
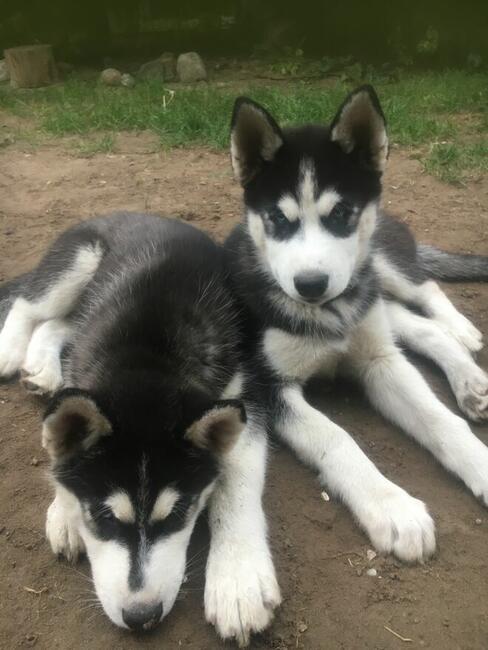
[0,212,280,643]
[227,87,488,564]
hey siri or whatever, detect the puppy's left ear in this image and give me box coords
[185,399,246,455]
[331,85,388,173]
[230,97,283,186]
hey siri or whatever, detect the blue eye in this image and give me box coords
[268,208,289,225]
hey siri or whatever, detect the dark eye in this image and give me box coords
[94,509,116,523]
[268,207,289,225]
[328,202,354,222]
[321,202,356,237]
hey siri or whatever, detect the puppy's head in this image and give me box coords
[231,86,388,305]
[43,388,245,631]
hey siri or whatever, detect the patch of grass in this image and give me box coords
[74,133,115,157]
[424,141,488,183]
[0,69,487,181]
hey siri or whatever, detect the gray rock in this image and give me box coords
[121,73,135,88]
[0,60,9,83]
[177,52,207,83]
[138,53,176,82]
[100,68,122,86]
[138,58,165,81]
[160,52,176,81]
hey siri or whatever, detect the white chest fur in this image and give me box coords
[262,328,349,382]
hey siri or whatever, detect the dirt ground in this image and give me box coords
[0,129,487,650]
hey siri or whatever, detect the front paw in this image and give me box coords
[46,497,85,563]
[205,543,281,647]
[361,487,436,563]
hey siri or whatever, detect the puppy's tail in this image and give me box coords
[417,244,488,282]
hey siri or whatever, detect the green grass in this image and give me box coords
[1,69,487,182]
[424,141,488,184]
[74,133,116,156]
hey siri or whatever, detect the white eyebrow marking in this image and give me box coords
[105,491,135,524]
[149,487,180,523]
[277,195,300,222]
[316,189,341,216]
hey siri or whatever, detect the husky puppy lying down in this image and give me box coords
[226,86,488,567]
[0,213,281,641]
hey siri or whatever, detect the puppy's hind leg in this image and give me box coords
[415,281,483,353]
[0,240,103,379]
[375,255,482,353]
[21,319,73,395]
[347,301,488,507]
[387,301,488,421]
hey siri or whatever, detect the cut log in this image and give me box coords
[4,44,57,88]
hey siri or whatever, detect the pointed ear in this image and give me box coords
[185,399,246,455]
[231,97,283,186]
[42,389,112,464]
[330,85,388,172]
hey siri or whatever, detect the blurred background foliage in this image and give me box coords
[1,0,487,69]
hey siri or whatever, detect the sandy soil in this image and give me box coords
[0,129,487,650]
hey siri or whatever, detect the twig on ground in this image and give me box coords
[384,625,413,643]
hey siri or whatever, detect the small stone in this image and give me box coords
[297,622,308,633]
[177,52,207,83]
[413,617,420,624]
[366,568,377,577]
[121,73,135,88]
[30,457,39,466]
[0,59,10,82]
[100,68,122,86]
[475,518,482,525]
[366,549,377,562]
[320,491,330,502]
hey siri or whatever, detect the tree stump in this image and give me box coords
[4,45,57,88]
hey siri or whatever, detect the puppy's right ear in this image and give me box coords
[42,389,112,464]
[231,97,283,186]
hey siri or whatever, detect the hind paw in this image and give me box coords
[0,343,25,378]
[455,369,488,421]
[46,496,85,563]
[440,317,483,354]
[21,365,63,395]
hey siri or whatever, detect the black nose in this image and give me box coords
[122,602,163,632]
[294,273,329,300]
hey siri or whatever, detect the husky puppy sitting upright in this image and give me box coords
[227,87,488,563]
[0,212,280,642]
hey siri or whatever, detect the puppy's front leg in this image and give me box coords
[205,413,281,647]
[348,300,488,506]
[276,383,435,562]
